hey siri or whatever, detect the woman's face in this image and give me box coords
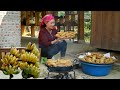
[46,19,55,30]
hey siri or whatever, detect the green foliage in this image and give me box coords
[84,27,91,43]
[58,11,65,17]
[84,11,91,43]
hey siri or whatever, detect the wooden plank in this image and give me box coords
[91,11,103,48]
[101,11,120,51]
[91,11,120,51]
[111,12,120,50]
[90,11,96,45]
[79,11,84,40]
[101,11,113,49]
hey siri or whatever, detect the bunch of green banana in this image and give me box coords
[29,53,39,63]
[30,66,40,78]
[19,61,40,69]
[22,67,32,79]
[1,54,18,65]
[19,43,41,78]
[20,52,39,63]
[19,62,28,70]
[26,42,35,51]
[31,48,40,58]
[10,47,20,58]
[27,63,40,69]
[2,65,20,75]
[21,64,40,79]
[26,42,40,58]
[1,53,20,75]
[34,62,40,68]
[20,52,29,62]
[21,49,26,54]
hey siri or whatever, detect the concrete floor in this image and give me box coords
[0,37,120,79]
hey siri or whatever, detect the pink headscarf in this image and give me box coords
[40,14,55,27]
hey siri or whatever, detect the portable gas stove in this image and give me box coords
[44,58,81,79]
[45,65,76,79]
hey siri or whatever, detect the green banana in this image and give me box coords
[3,70,9,75]
[13,69,20,74]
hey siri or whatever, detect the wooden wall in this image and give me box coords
[91,11,120,51]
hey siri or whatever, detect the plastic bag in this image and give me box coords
[41,57,47,64]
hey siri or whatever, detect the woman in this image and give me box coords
[38,14,67,59]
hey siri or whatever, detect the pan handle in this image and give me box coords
[73,58,79,65]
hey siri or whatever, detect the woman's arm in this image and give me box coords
[39,30,51,47]
[39,30,59,47]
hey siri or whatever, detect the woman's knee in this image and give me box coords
[63,40,67,44]
[47,48,59,57]
[47,50,53,56]
[60,40,67,46]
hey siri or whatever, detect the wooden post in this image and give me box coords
[46,11,53,15]
[41,11,47,17]
[78,11,85,43]
[65,12,69,31]
[53,11,58,16]
[35,12,40,26]
[31,25,35,37]
[26,11,30,26]
[21,11,25,36]
[21,25,25,36]
[71,14,75,31]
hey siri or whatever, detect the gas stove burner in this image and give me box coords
[45,73,74,79]
[46,70,76,79]
[62,73,73,79]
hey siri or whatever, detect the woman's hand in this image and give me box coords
[51,38,64,44]
[57,38,65,41]
[51,39,59,44]
[56,38,64,42]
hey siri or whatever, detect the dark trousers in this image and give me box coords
[39,40,67,59]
